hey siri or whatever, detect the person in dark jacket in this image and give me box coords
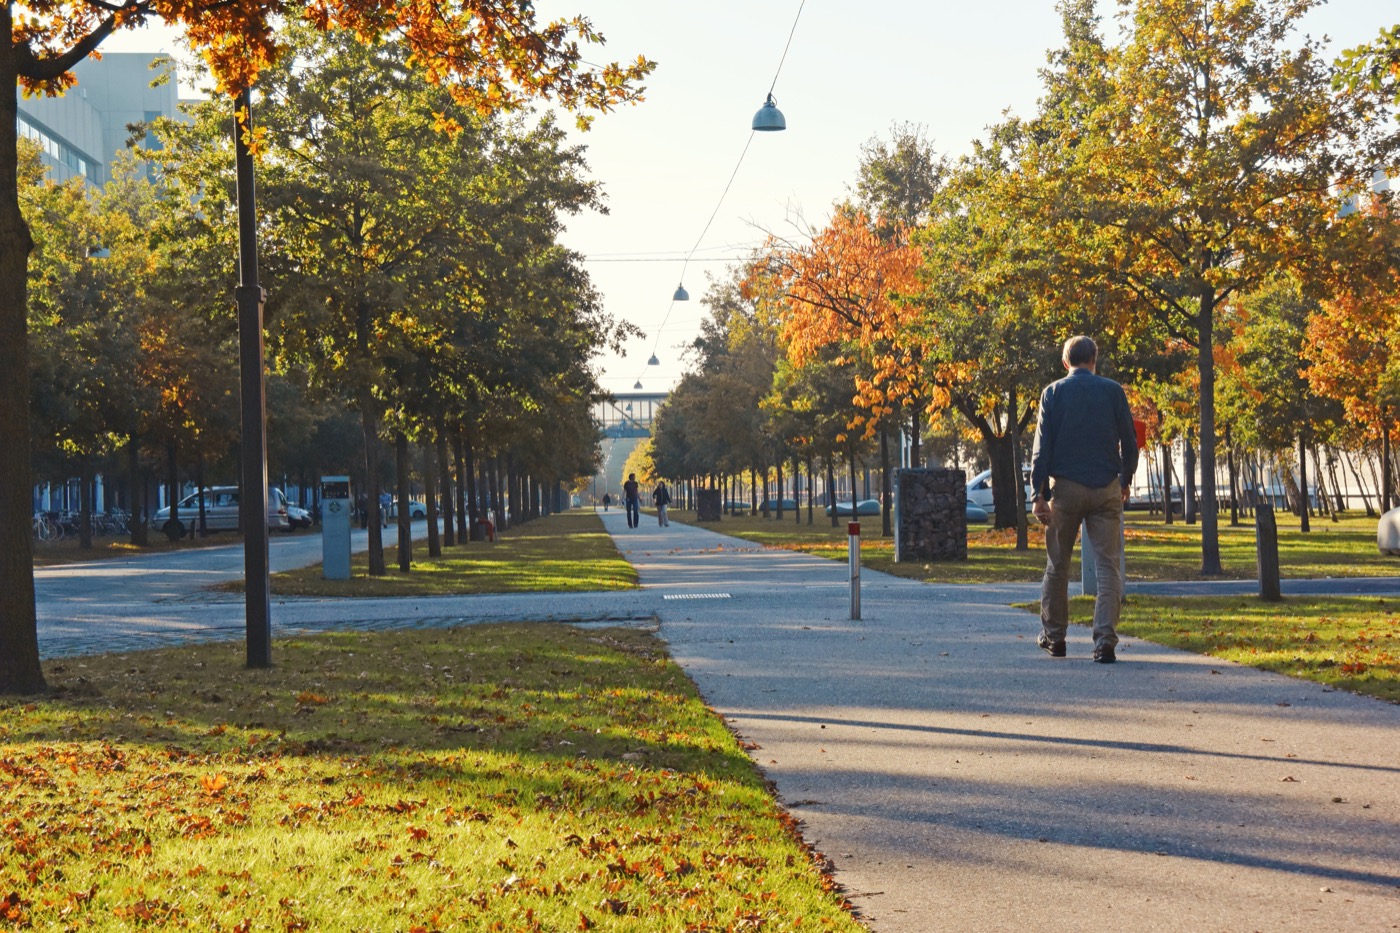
[623,474,641,529]
[1030,335,1139,663]
[653,481,672,526]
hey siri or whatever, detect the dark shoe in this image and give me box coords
[1092,646,1117,664]
[1038,634,1066,658]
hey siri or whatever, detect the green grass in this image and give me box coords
[673,509,1400,584]
[1020,594,1400,703]
[1,624,863,931]
[267,511,638,597]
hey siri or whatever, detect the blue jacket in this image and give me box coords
[1030,367,1138,496]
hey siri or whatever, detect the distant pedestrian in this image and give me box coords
[653,481,672,526]
[623,473,641,529]
[602,492,612,511]
[1030,335,1139,663]
[379,491,392,528]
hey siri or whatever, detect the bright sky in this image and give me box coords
[102,1,1397,397]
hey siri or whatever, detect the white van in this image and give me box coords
[154,486,291,533]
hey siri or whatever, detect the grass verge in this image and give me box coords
[267,511,638,597]
[1,624,862,931]
[670,509,1400,584]
[1019,594,1400,703]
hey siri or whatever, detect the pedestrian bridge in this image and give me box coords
[595,391,666,439]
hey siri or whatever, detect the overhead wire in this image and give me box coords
[631,0,805,389]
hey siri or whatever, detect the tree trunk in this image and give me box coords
[454,434,469,541]
[465,438,479,529]
[424,440,441,557]
[1382,406,1393,512]
[1184,436,1197,525]
[1312,445,1336,522]
[880,430,893,538]
[195,450,207,538]
[909,403,921,468]
[827,458,838,527]
[848,449,858,524]
[436,429,454,547]
[492,457,505,530]
[1162,440,1174,526]
[78,454,94,550]
[1345,448,1376,518]
[1324,447,1346,514]
[396,431,411,571]
[775,461,784,520]
[984,430,1019,531]
[1195,304,1222,574]
[128,438,149,547]
[0,20,46,693]
[806,455,815,525]
[359,396,386,575]
[1226,423,1239,527]
[1298,433,1311,533]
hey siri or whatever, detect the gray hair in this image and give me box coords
[1063,336,1097,367]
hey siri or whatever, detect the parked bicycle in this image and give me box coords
[32,512,61,542]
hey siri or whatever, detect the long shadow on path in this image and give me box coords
[604,510,1400,932]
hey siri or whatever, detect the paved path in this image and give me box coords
[34,512,1400,930]
[35,521,657,658]
[603,510,1400,933]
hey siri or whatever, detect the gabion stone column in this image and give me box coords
[696,488,722,522]
[894,468,967,562]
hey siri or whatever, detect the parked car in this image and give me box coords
[965,500,990,523]
[387,499,427,519]
[285,503,313,529]
[758,497,798,511]
[966,469,1033,512]
[825,498,882,517]
[154,486,291,535]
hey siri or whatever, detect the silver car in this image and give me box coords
[154,486,291,533]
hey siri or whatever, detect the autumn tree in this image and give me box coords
[1021,0,1395,574]
[772,207,922,461]
[1305,264,1400,511]
[1,0,651,694]
[909,130,1068,537]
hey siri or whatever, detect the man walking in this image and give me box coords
[1030,336,1138,663]
[623,473,641,529]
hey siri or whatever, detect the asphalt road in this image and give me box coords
[603,510,1400,933]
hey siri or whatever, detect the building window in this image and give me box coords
[16,115,98,181]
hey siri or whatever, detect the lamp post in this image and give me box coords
[234,86,271,669]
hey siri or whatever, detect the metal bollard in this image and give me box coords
[1081,517,1127,602]
[848,521,861,620]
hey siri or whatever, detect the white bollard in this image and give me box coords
[849,520,862,620]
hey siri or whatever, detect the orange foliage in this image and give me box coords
[14,1,653,128]
[768,210,923,434]
[1305,273,1400,439]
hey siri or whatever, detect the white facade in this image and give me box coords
[18,53,180,186]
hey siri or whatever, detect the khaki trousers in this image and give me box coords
[1041,478,1123,650]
